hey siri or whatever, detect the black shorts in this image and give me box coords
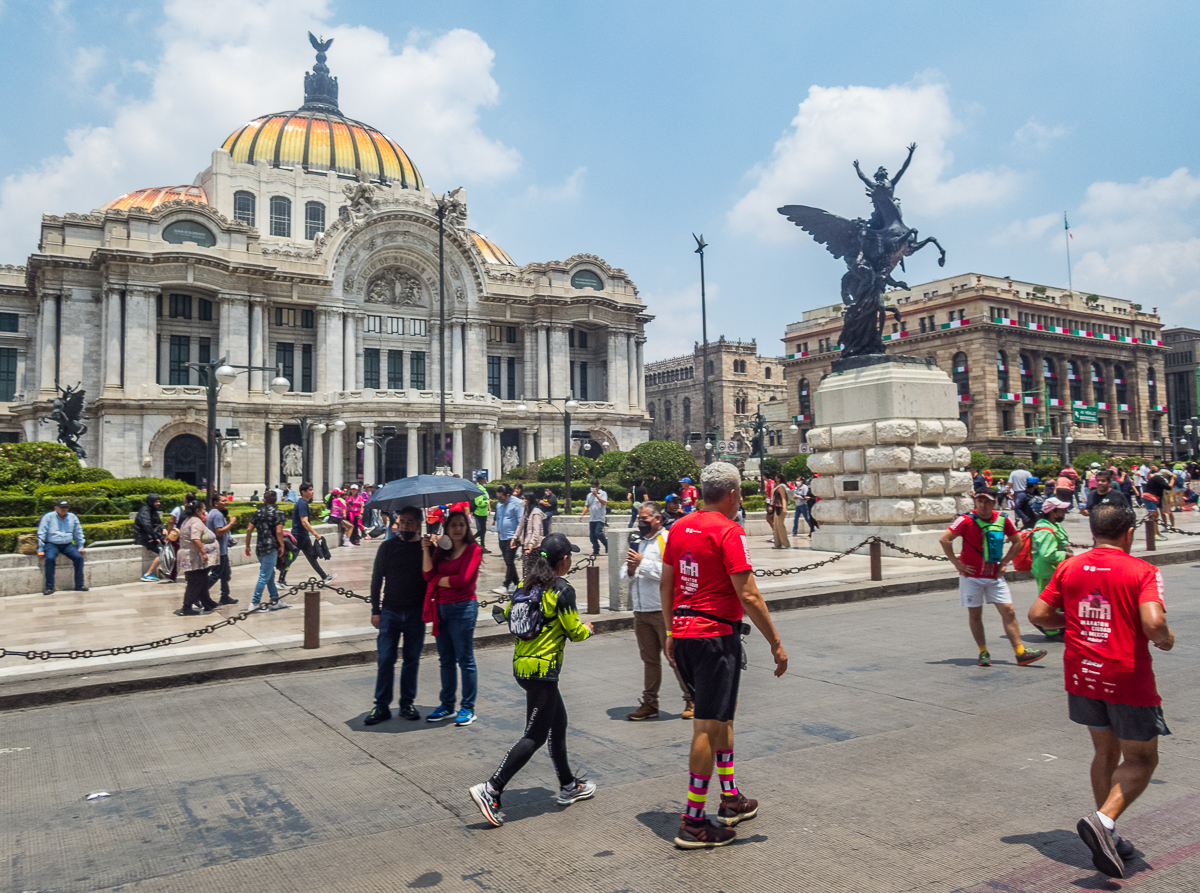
[673,634,742,722]
[1068,693,1171,742]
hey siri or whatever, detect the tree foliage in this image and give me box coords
[0,442,92,491]
[782,454,811,479]
[537,454,595,482]
[593,450,629,477]
[619,440,701,499]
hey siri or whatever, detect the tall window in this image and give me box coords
[764,366,771,379]
[1019,354,1033,395]
[952,352,970,398]
[304,201,325,240]
[197,298,212,321]
[1148,366,1157,406]
[363,348,380,389]
[169,293,191,319]
[507,356,517,399]
[301,344,313,392]
[1069,360,1083,402]
[1092,362,1105,402]
[1042,357,1058,400]
[169,335,190,385]
[198,337,211,367]
[665,400,672,421]
[233,191,256,226]
[798,378,811,416]
[0,347,16,401]
[487,356,502,397]
[996,351,1009,392]
[578,360,588,399]
[683,397,691,422]
[410,351,426,389]
[269,196,291,237]
[275,342,294,391]
[1115,364,1127,403]
[388,350,404,389]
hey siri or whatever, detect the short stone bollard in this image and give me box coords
[304,588,321,649]
[1145,517,1156,552]
[869,540,883,581]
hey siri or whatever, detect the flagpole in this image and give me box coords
[1064,212,1073,293]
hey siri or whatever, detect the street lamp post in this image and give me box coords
[436,194,449,470]
[190,357,289,506]
[693,234,712,467]
[374,425,398,485]
[519,396,580,512]
[212,428,245,496]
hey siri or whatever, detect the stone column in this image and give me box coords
[428,320,442,396]
[626,332,638,408]
[267,422,282,489]
[124,288,157,394]
[37,292,57,396]
[451,423,465,476]
[549,325,570,398]
[523,427,537,464]
[536,325,549,400]
[311,427,324,498]
[316,308,341,396]
[219,293,251,399]
[494,431,503,475]
[523,326,536,401]
[609,329,629,409]
[354,314,365,390]
[103,289,122,391]
[635,337,646,409]
[329,425,344,490]
[406,422,421,477]
[480,424,494,477]
[451,323,465,396]
[605,328,616,404]
[249,301,265,393]
[465,322,486,394]
[362,422,376,485]
[343,312,356,390]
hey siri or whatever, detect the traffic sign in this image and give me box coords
[1072,406,1098,424]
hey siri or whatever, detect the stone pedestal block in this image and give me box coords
[842,449,866,473]
[920,473,946,495]
[878,472,923,496]
[866,446,911,471]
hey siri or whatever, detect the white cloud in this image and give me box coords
[0,0,520,261]
[1013,119,1069,151]
[525,166,586,202]
[992,211,1058,244]
[641,281,715,362]
[728,79,1021,242]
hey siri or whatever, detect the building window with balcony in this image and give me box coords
[798,378,811,417]
[301,344,313,392]
[233,191,256,226]
[683,397,691,422]
[169,335,190,385]
[1020,354,1033,395]
[996,351,1009,392]
[410,351,426,389]
[276,342,294,392]
[952,352,970,398]
[1043,358,1058,400]
[1069,360,1083,402]
[363,348,380,389]
[0,348,17,401]
[304,201,325,240]
[1092,362,1106,402]
[269,196,292,237]
[1001,409,1012,433]
[1120,418,1128,439]
[388,350,404,389]
[487,356,502,397]
[1115,364,1128,404]
[169,294,191,319]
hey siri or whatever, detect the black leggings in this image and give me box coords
[489,677,573,793]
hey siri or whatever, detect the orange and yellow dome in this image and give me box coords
[469,230,515,265]
[100,184,208,211]
[221,110,422,189]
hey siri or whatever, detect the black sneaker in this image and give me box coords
[1017,648,1048,666]
[43,588,54,595]
[715,792,758,826]
[1114,834,1135,860]
[364,706,391,725]
[218,596,238,605]
[1078,813,1123,878]
[674,816,736,849]
[323,572,337,583]
[399,705,421,721]
[277,576,287,586]
[469,783,503,826]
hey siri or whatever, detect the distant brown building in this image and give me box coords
[782,273,1167,459]
[645,337,794,463]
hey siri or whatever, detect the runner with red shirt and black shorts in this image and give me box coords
[660,462,788,850]
[1030,503,1175,879]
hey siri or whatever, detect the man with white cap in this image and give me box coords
[940,488,1047,668]
[1031,496,1074,640]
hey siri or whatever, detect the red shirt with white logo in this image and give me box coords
[1038,546,1165,706]
[945,511,1017,579]
[681,485,698,508]
[663,510,752,637]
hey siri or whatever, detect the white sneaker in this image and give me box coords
[556,778,596,805]
[492,586,509,595]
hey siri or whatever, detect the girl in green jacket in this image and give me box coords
[1031,497,1073,639]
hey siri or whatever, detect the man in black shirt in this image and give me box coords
[279,483,335,586]
[365,506,428,724]
[1083,471,1130,515]
[539,487,558,537]
[1143,469,1173,534]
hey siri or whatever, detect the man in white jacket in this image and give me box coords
[622,501,694,720]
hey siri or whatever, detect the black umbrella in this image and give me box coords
[364,474,484,514]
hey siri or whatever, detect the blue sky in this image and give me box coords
[2,0,1197,360]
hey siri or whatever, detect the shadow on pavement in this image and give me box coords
[605,706,685,722]
[345,709,459,734]
[635,810,768,847]
[407,871,443,888]
[1001,829,1093,871]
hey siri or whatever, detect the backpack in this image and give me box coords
[1013,529,1033,572]
[965,510,1008,564]
[508,583,548,640]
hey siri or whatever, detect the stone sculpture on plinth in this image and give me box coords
[778,146,971,556]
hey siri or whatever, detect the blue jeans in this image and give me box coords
[792,502,813,534]
[375,608,426,710]
[43,541,85,590]
[252,552,280,604]
[589,520,608,554]
[435,599,478,712]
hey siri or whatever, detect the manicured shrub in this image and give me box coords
[619,441,701,500]
[782,454,810,480]
[0,442,87,491]
[537,454,595,482]
[593,450,629,477]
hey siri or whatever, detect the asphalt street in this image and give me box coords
[3,563,1198,893]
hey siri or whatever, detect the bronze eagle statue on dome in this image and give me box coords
[308,32,334,55]
[778,144,946,358]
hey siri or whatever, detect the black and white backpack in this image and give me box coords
[508,584,547,640]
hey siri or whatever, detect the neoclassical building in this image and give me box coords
[0,41,650,493]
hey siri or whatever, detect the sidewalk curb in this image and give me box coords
[3,546,1197,712]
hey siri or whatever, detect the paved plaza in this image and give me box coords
[2,554,1199,892]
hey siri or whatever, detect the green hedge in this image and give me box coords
[0,442,88,491]
[743,496,766,512]
[619,441,701,500]
[537,454,596,482]
[0,513,129,527]
[593,450,629,477]
[741,481,761,497]
[0,490,37,515]
[0,519,135,553]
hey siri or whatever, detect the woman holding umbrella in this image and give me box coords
[422,510,483,727]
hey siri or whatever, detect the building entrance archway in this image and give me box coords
[164,434,207,486]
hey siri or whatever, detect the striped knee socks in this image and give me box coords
[716,749,738,797]
[685,773,711,820]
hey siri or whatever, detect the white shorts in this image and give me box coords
[959,575,1012,607]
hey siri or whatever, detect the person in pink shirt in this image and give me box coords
[422,510,482,726]
[347,484,365,544]
[330,489,352,546]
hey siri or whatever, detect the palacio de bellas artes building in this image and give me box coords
[0,39,651,494]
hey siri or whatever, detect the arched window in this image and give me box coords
[233,191,256,226]
[683,397,691,422]
[764,366,771,379]
[707,361,714,376]
[304,201,326,240]
[648,403,656,420]
[664,400,672,422]
[798,378,811,417]
[952,351,970,398]
[1091,362,1105,402]
[996,350,1009,393]
[1115,364,1127,404]
[1019,354,1033,395]
[1042,357,1058,400]
[1068,360,1082,402]
[570,270,603,290]
[269,196,291,237]
[1148,366,1158,406]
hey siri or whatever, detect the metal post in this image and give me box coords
[869,540,882,582]
[694,234,711,467]
[1145,516,1156,552]
[563,407,572,514]
[586,565,600,615]
[205,364,217,507]
[437,197,447,470]
[303,587,321,648]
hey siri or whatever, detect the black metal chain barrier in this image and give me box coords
[752,535,950,578]
[1158,521,1200,536]
[566,554,599,576]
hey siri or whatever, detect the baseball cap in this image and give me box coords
[55,499,70,508]
[973,488,998,502]
[679,477,692,483]
[538,532,580,566]
[665,494,678,502]
[1026,476,1039,485]
[1041,496,1071,513]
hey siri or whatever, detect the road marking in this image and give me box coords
[0,747,31,755]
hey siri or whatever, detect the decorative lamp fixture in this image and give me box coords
[270,375,291,395]
[215,365,237,385]
[1035,437,1044,445]
[332,420,347,432]
[313,422,327,435]
[356,437,365,450]
[705,440,713,450]
[516,401,528,414]
[1065,435,1074,444]
[565,398,580,411]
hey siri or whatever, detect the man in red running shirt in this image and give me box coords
[679,477,699,513]
[1030,503,1174,879]
[661,462,788,849]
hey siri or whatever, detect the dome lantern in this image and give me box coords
[303,32,339,112]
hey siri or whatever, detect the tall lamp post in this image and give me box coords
[1060,420,1075,466]
[518,395,579,512]
[693,233,712,467]
[294,417,328,483]
[436,194,449,469]
[1185,417,1199,460]
[374,425,399,485]
[190,358,289,506]
[212,428,246,495]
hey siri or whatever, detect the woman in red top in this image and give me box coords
[422,510,482,726]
